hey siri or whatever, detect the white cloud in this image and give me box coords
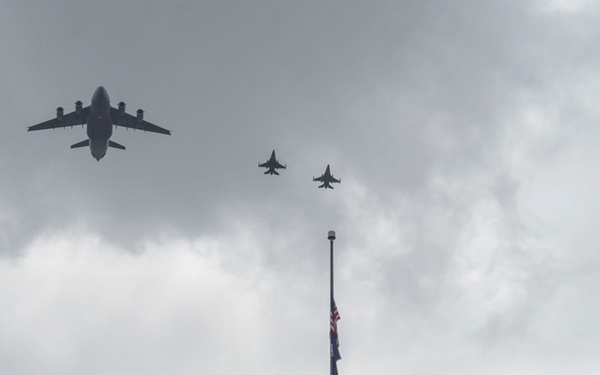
[0,234,271,375]
[534,0,600,14]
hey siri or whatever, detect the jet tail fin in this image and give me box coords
[109,140,126,150]
[70,139,89,149]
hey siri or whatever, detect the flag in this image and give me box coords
[330,297,341,374]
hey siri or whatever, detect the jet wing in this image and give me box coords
[28,107,90,131]
[111,108,171,135]
[313,175,325,182]
[259,161,285,169]
[331,176,341,183]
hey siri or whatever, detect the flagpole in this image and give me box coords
[328,230,336,375]
[329,230,335,300]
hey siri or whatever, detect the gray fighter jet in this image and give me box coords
[28,86,171,161]
[313,165,341,189]
[259,150,286,175]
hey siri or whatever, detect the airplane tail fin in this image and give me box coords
[109,140,126,150]
[70,139,89,149]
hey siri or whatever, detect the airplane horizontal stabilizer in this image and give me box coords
[109,140,126,150]
[70,139,89,149]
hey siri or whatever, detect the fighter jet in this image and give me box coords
[313,164,341,189]
[258,150,286,175]
[27,86,171,161]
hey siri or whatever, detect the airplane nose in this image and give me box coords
[93,86,110,103]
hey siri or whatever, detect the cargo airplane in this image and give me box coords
[28,86,171,161]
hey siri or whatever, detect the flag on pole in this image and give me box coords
[330,297,341,374]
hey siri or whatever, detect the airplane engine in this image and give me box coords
[75,100,83,116]
[118,102,126,117]
[136,109,144,123]
[56,107,64,121]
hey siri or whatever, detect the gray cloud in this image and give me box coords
[2,0,600,373]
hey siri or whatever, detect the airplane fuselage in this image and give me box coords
[87,86,113,160]
[264,156,279,175]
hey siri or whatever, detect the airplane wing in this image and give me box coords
[28,107,90,131]
[331,176,341,183]
[111,108,171,135]
[275,161,286,169]
[313,175,325,182]
[259,161,269,168]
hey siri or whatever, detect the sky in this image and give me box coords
[2,0,600,374]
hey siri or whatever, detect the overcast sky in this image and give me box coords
[2,0,600,374]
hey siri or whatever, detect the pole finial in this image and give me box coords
[328,230,336,241]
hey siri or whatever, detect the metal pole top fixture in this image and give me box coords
[328,230,336,241]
